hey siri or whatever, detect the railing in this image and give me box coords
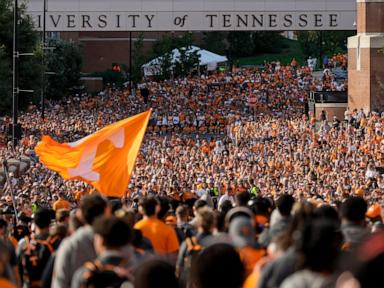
[309,91,348,103]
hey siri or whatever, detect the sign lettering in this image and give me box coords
[26,0,356,31]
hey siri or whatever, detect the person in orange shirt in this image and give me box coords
[52,193,71,211]
[0,239,16,287]
[134,197,179,260]
[0,278,15,288]
[0,220,20,287]
[74,189,88,202]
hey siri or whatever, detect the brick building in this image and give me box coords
[348,0,384,112]
[58,32,166,73]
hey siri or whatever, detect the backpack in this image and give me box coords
[183,235,203,274]
[21,236,53,288]
[175,224,195,244]
[80,260,130,288]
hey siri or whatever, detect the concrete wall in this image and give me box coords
[315,103,348,120]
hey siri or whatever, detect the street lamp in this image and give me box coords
[129,31,132,94]
[12,0,19,148]
[11,0,35,148]
[41,0,47,119]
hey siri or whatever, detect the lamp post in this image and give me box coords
[12,0,19,148]
[319,31,324,66]
[129,31,132,94]
[11,0,35,147]
[41,0,47,119]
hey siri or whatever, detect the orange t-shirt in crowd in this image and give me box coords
[8,236,18,249]
[238,246,266,276]
[255,215,268,226]
[243,271,259,288]
[0,278,16,288]
[74,190,86,202]
[52,199,71,211]
[134,218,179,254]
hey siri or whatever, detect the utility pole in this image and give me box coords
[129,31,133,94]
[12,0,19,148]
[41,0,46,119]
[11,0,35,147]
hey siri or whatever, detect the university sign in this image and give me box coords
[26,0,357,31]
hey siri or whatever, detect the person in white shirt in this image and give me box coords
[214,140,224,155]
[196,182,207,198]
[344,108,351,123]
[173,114,180,126]
[366,163,379,180]
[156,116,162,127]
[162,115,168,126]
[218,187,235,209]
[275,61,281,71]
[307,56,314,71]
[197,112,205,127]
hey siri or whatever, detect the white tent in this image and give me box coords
[142,46,228,76]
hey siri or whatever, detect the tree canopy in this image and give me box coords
[297,31,355,59]
[0,0,82,115]
[45,39,82,100]
[151,32,199,79]
[0,0,42,114]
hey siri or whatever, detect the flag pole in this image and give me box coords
[3,160,19,223]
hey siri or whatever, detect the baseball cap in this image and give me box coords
[225,207,254,225]
[229,216,255,248]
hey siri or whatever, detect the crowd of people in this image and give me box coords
[315,54,348,92]
[0,59,383,288]
[324,54,348,70]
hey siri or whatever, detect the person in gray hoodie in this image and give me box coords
[51,195,108,288]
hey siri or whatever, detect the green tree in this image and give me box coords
[0,0,43,114]
[252,32,287,54]
[151,32,198,80]
[202,32,227,55]
[227,32,254,58]
[174,32,194,49]
[174,47,199,77]
[153,32,195,57]
[0,45,11,115]
[132,33,147,84]
[173,32,199,77]
[157,52,173,80]
[45,39,82,100]
[151,33,173,80]
[152,33,173,57]
[298,31,355,60]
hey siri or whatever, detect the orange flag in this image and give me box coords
[35,110,151,197]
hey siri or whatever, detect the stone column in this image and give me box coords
[348,0,384,112]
